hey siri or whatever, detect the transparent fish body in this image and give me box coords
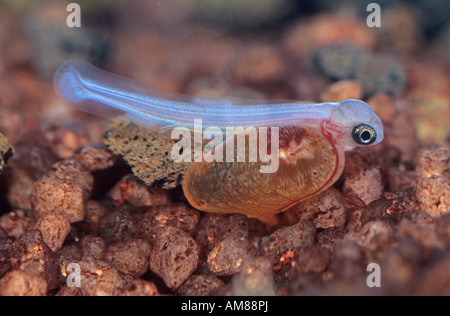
[54,59,384,217]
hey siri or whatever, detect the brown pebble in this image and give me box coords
[259,221,315,265]
[110,174,170,208]
[346,209,364,233]
[316,228,345,249]
[32,177,86,223]
[149,226,199,289]
[293,246,331,274]
[55,285,80,296]
[9,229,60,290]
[80,235,105,258]
[383,189,419,218]
[345,219,395,260]
[195,213,249,253]
[320,80,363,102]
[379,239,421,295]
[0,239,12,278]
[103,239,151,277]
[360,197,391,224]
[343,147,381,178]
[41,126,89,159]
[397,219,444,249]
[56,244,83,278]
[9,145,58,178]
[0,227,8,239]
[137,204,200,242]
[288,187,346,229]
[0,210,33,240]
[415,175,450,218]
[360,190,419,225]
[388,167,417,191]
[35,213,71,252]
[5,168,34,210]
[177,274,224,296]
[0,270,48,296]
[343,167,383,208]
[4,145,58,211]
[114,279,159,296]
[416,147,450,179]
[436,213,450,247]
[74,145,115,172]
[46,159,94,198]
[328,240,365,282]
[232,256,275,296]
[79,200,108,234]
[97,205,140,244]
[343,154,384,227]
[76,256,123,296]
[401,208,436,228]
[207,236,257,276]
[274,245,331,288]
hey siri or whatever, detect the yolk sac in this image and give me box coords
[182,126,345,218]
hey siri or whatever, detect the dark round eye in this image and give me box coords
[352,123,377,145]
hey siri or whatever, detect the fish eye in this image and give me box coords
[352,123,377,145]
